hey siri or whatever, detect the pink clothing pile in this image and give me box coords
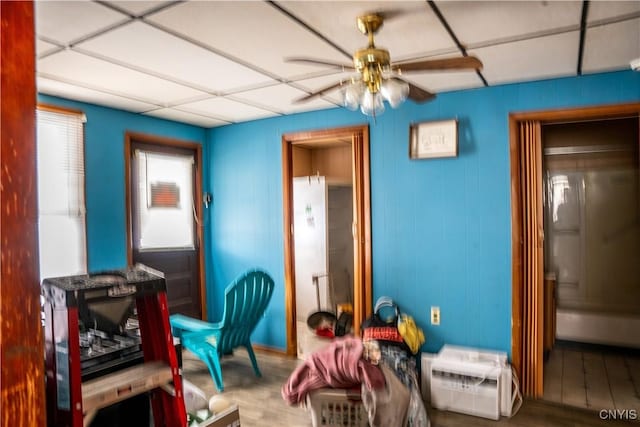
[281,336,385,405]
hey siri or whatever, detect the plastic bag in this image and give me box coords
[397,314,425,355]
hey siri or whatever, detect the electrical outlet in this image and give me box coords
[431,306,440,325]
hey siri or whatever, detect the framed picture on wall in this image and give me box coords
[409,119,458,159]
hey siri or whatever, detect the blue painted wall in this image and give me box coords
[38,95,207,273]
[207,70,640,354]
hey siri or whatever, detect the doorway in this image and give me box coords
[510,103,640,398]
[125,132,205,319]
[541,117,640,410]
[282,125,371,357]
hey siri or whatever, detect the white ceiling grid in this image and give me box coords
[107,1,174,17]
[76,21,275,93]
[37,76,158,112]
[583,18,640,73]
[35,1,126,45]
[34,0,640,128]
[38,50,208,104]
[177,97,280,123]
[145,107,231,128]
[277,1,459,59]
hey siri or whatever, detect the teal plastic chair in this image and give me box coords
[170,269,275,391]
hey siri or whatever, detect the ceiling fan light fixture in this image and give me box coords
[380,78,409,108]
[360,90,385,116]
[342,75,408,116]
[343,81,365,111]
[287,13,482,116]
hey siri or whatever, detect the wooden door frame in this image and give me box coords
[124,131,207,319]
[510,102,640,395]
[282,124,372,357]
[1,1,46,424]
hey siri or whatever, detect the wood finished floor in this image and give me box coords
[543,346,640,412]
[181,348,640,427]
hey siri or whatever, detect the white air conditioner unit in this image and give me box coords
[427,345,515,420]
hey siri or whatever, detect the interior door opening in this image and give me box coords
[541,116,640,409]
[292,147,354,359]
[282,125,371,358]
[510,103,640,399]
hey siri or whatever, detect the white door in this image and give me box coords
[130,142,201,318]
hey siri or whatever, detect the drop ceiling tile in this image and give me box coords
[403,70,484,94]
[144,108,230,128]
[146,1,349,79]
[588,1,640,22]
[36,39,60,57]
[233,84,337,114]
[440,1,582,47]
[77,21,275,93]
[289,70,353,85]
[35,1,128,45]
[37,77,157,113]
[38,50,207,105]
[468,31,580,85]
[583,19,640,73]
[278,1,457,60]
[106,1,174,17]
[178,97,279,123]
[292,72,354,105]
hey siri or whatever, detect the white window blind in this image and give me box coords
[37,108,87,280]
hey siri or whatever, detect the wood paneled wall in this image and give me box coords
[292,146,312,177]
[292,145,352,184]
[0,1,46,425]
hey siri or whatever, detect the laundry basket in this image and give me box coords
[306,388,368,427]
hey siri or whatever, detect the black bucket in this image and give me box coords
[306,310,337,330]
[307,274,337,331]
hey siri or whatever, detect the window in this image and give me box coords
[37,107,87,280]
[134,150,195,250]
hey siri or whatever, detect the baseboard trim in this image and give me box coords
[253,344,289,356]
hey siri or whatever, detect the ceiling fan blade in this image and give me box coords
[369,8,406,21]
[394,55,483,72]
[407,83,436,103]
[294,81,345,103]
[392,77,436,103]
[285,56,354,71]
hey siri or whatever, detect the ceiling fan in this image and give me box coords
[286,12,483,116]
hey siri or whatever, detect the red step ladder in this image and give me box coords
[43,265,187,427]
